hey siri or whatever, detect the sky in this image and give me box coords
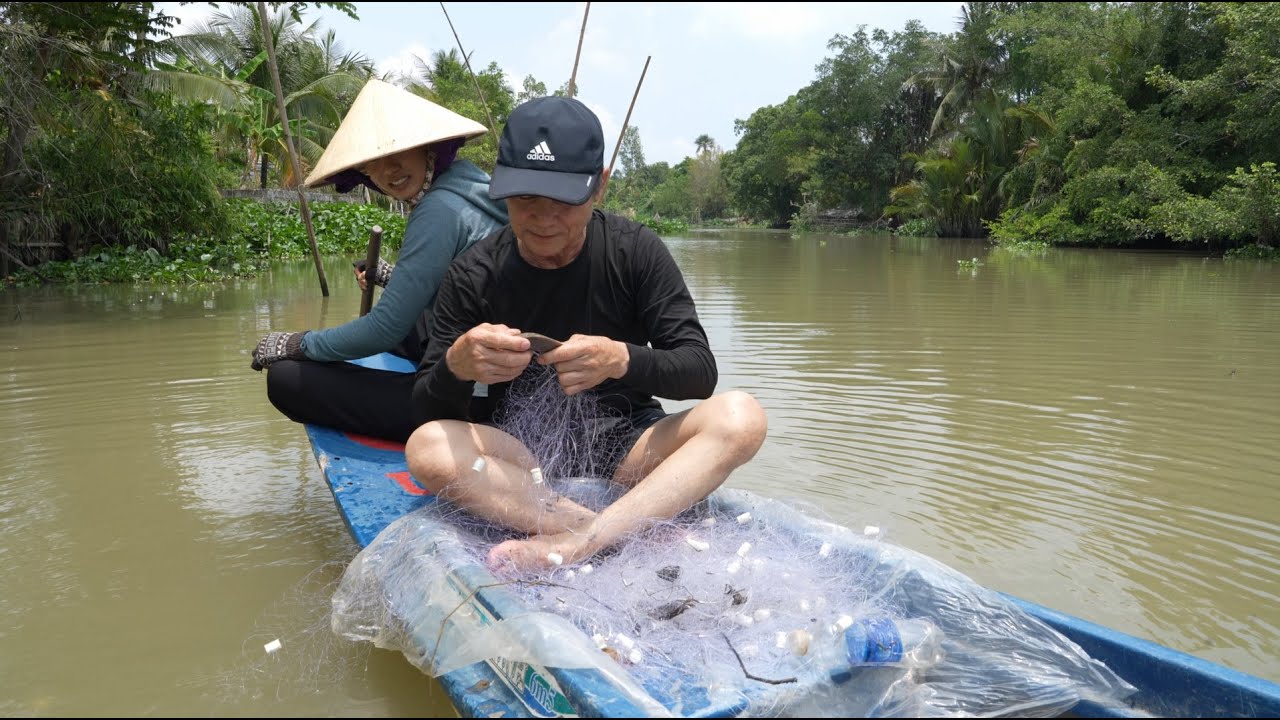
[157,2,965,166]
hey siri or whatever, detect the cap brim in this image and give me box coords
[488,165,599,205]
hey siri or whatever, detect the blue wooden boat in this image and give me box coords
[305,353,1280,718]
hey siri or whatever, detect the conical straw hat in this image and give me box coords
[304,78,488,188]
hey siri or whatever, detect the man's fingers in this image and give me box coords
[481,359,531,384]
[538,346,566,364]
[491,349,533,370]
[458,326,526,355]
[480,328,531,353]
[558,376,585,396]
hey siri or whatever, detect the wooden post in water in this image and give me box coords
[256,1,329,297]
[359,226,383,317]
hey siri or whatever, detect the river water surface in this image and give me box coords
[1,230,1276,716]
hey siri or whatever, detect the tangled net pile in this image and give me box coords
[331,365,1136,717]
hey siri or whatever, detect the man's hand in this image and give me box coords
[250,331,306,371]
[537,334,629,395]
[353,257,394,290]
[445,324,533,384]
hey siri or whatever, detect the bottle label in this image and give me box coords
[845,616,904,665]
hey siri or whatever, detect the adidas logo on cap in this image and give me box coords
[526,141,555,162]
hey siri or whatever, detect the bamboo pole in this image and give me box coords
[256,1,328,297]
[439,3,500,144]
[568,2,590,97]
[602,55,651,200]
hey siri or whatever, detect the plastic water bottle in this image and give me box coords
[828,616,944,683]
[783,616,946,716]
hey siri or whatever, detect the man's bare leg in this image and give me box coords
[406,419,596,536]
[487,390,767,569]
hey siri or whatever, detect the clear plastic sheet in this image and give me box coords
[331,484,1136,717]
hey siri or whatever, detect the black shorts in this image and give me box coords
[593,405,667,480]
[488,404,667,482]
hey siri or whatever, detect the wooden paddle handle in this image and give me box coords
[359,225,383,317]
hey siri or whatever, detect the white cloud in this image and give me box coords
[583,100,620,161]
[690,2,825,41]
[376,44,435,84]
[568,7,629,78]
[155,1,214,33]
[667,137,693,162]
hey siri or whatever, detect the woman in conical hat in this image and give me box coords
[249,78,509,443]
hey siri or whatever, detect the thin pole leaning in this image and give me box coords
[439,2,500,144]
[256,1,328,296]
[567,2,590,97]
[602,55,651,200]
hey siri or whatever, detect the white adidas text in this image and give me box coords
[527,140,555,162]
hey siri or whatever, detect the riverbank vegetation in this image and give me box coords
[3,2,1276,287]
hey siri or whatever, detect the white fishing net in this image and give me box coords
[330,367,1137,717]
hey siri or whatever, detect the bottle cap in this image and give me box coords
[844,616,905,665]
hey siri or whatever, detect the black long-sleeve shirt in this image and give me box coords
[412,210,717,424]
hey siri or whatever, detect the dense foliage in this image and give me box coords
[5,200,407,286]
[1,2,565,284]
[716,2,1280,252]
[5,2,1277,287]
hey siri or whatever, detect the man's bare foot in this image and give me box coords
[533,496,597,535]
[487,530,595,572]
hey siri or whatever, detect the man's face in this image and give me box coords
[505,193,596,260]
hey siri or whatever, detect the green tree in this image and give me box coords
[988,2,1280,248]
[906,2,1008,136]
[516,74,547,104]
[31,90,232,253]
[604,125,650,213]
[156,4,368,187]
[1,2,178,189]
[722,97,813,226]
[619,126,646,177]
[650,168,693,219]
[689,138,729,222]
[0,2,232,257]
[1148,2,1280,168]
[400,49,513,171]
[804,22,941,215]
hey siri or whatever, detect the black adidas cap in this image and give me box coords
[488,96,604,206]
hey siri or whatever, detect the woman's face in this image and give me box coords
[360,146,432,202]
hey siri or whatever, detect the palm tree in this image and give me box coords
[151,5,369,187]
[888,95,1053,236]
[888,138,985,236]
[695,134,715,156]
[315,29,373,77]
[904,1,1007,137]
[394,48,514,171]
[1,2,164,185]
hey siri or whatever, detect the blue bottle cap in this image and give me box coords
[844,616,905,665]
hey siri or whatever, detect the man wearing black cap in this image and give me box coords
[406,96,768,570]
